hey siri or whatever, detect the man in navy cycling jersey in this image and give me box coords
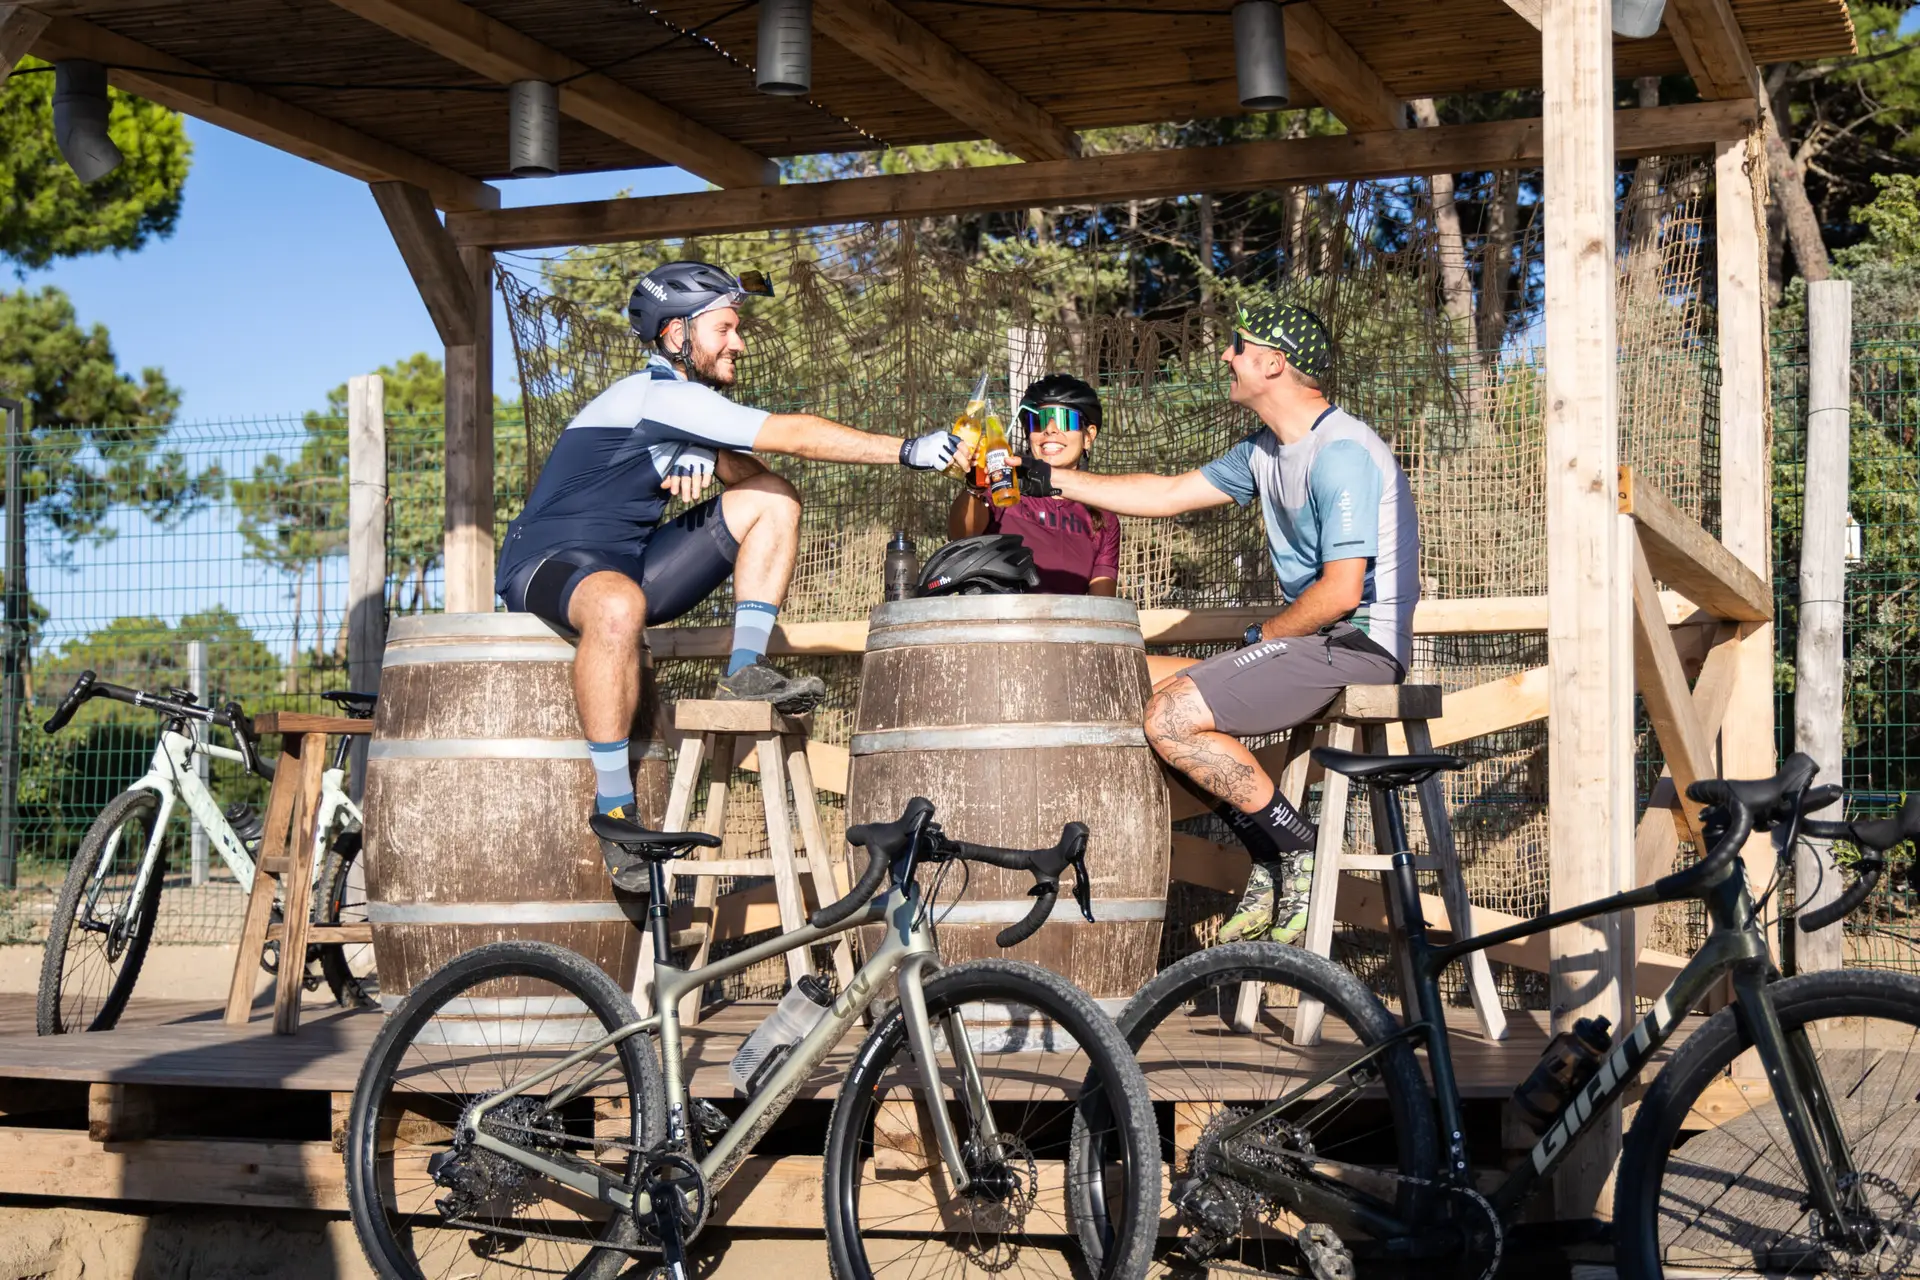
[497,261,966,888]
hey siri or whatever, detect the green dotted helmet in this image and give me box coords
[1235,300,1334,380]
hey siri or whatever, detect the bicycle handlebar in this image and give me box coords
[813,796,1095,946]
[43,670,272,779]
[938,826,1092,947]
[1795,792,1920,933]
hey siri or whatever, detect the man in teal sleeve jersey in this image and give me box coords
[1016,299,1418,945]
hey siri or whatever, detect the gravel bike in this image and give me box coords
[346,795,1162,1280]
[35,671,378,1033]
[1123,748,1920,1279]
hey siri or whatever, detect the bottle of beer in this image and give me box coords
[944,370,991,481]
[978,412,1021,508]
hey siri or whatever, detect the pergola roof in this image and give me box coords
[16,0,1854,212]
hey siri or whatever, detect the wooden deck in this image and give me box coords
[0,991,1821,1245]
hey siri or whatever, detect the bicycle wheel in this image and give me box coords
[1116,941,1440,1277]
[36,788,168,1034]
[316,829,377,1008]
[1617,968,1920,1279]
[346,941,667,1280]
[823,958,1160,1280]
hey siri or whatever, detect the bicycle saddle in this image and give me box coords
[587,814,722,857]
[1312,747,1468,789]
[323,690,379,715]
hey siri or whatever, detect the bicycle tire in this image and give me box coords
[1616,967,1920,1279]
[36,788,167,1035]
[822,958,1161,1280]
[316,829,376,1009]
[346,941,667,1280]
[1114,942,1440,1273]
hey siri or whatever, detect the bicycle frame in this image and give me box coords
[1215,788,1862,1250]
[465,870,990,1224]
[83,724,362,930]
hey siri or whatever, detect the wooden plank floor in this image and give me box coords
[0,994,1616,1100]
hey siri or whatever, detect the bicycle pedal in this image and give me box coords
[689,1098,729,1141]
[1297,1223,1356,1280]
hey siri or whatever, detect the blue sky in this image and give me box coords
[27,118,706,422]
[17,120,707,665]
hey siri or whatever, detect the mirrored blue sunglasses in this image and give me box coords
[1018,403,1085,433]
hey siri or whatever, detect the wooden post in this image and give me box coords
[1715,135,1776,840]
[443,246,495,613]
[1542,0,1627,1217]
[1794,279,1851,971]
[347,373,387,799]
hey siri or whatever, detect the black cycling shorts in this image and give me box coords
[498,496,739,632]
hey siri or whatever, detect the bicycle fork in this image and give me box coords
[1729,967,1867,1253]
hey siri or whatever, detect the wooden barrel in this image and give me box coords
[848,596,1170,1005]
[364,613,669,1010]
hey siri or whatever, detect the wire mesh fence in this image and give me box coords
[0,414,526,946]
[0,327,1912,997]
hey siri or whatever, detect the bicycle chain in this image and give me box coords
[1182,1132,1504,1280]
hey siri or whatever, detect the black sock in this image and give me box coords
[1244,782,1316,855]
[1170,771,1304,863]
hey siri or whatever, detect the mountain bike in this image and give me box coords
[1122,748,1920,1279]
[346,795,1162,1280]
[35,671,378,1033]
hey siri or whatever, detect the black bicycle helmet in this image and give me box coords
[917,534,1041,597]
[1018,373,1103,427]
[627,261,769,345]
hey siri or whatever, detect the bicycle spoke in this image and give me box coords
[1652,1011,1920,1277]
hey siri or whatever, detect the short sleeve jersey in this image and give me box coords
[986,496,1121,595]
[1199,407,1420,666]
[497,355,769,580]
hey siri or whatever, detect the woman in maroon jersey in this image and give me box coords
[947,374,1121,595]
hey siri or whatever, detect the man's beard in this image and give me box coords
[683,343,735,389]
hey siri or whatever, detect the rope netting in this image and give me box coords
[500,152,1731,1007]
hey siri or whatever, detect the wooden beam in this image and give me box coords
[812,0,1077,162]
[442,244,493,613]
[1663,0,1758,100]
[1282,1,1404,132]
[1500,0,1543,28]
[1543,0,1627,1216]
[644,592,1701,661]
[1618,466,1771,621]
[1794,280,1853,970]
[0,4,48,88]
[1629,533,1716,848]
[1715,132,1777,885]
[325,0,774,189]
[31,15,496,211]
[449,101,1756,250]
[1419,666,1549,749]
[87,1082,157,1143]
[370,182,475,347]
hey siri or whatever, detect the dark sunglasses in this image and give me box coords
[1018,403,1085,433]
[1231,328,1288,357]
[734,269,775,298]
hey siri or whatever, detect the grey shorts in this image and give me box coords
[1183,622,1405,738]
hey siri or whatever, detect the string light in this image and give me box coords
[508,80,560,177]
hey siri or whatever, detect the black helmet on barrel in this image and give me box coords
[627,261,774,349]
[917,534,1041,597]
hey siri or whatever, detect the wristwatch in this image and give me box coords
[1242,622,1265,647]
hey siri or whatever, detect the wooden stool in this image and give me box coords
[637,700,853,1025]
[225,712,373,1034]
[1232,684,1508,1044]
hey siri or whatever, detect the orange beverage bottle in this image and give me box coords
[945,370,991,480]
[979,413,1021,508]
